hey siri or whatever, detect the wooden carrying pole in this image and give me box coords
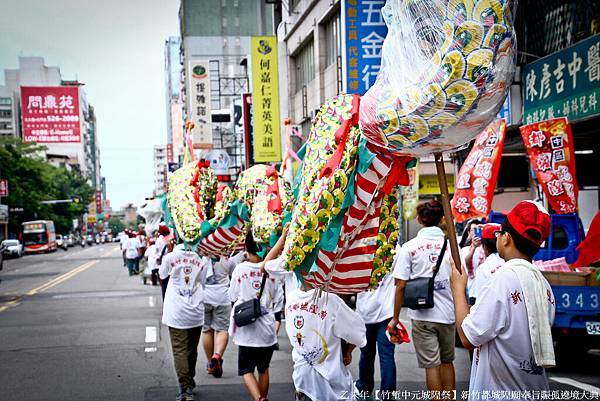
[434,152,462,274]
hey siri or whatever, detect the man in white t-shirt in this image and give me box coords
[469,223,504,304]
[451,201,556,401]
[355,272,397,397]
[119,231,129,266]
[202,252,246,378]
[388,200,456,394]
[228,233,278,401]
[124,232,142,276]
[262,229,367,401]
[160,247,210,401]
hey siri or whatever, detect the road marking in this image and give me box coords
[0,260,98,313]
[149,296,156,307]
[145,326,157,343]
[144,347,157,353]
[550,377,600,393]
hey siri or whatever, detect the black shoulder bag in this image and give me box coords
[233,272,268,327]
[403,238,448,310]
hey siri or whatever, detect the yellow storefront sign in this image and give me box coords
[251,36,281,163]
[419,174,455,195]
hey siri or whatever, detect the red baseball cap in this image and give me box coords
[505,200,551,246]
[158,224,170,236]
[482,223,502,239]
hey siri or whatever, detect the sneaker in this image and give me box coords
[206,360,215,375]
[210,353,223,378]
[353,381,374,401]
[184,389,194,401]
[175,392,186,401]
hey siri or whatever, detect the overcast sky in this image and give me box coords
[0,0,180,210]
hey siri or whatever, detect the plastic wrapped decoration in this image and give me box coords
[137,198,164,237]
[359,0,516,156]
[167,160,218,243]
[282,94,361,272]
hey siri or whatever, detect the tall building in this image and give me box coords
[164,36,184,163]
[153,145,168,196]
[178,0,275,178]
[0,57,101,188]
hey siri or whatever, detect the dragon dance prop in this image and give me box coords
[196,164,293,258]
[280,0,516,293]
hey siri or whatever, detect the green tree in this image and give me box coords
[0,137,95,235]
[107,216,125,234]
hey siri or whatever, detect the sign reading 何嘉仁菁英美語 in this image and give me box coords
[523,34,600,124]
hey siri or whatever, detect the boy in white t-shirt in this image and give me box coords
[228,233,278,401]
[262,229,367,401]
[160,247,210,401]
[451,201,556,401]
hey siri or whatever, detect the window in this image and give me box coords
[0,98,11,106]
[0,122,12,130]
[294,39,315,92]
[0,110,11,118]
[324,13,341,67]
[290,0,301,12]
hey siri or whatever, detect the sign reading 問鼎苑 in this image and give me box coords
[251,36,281,163]
[343,0,388,95]
[523,34,600,124]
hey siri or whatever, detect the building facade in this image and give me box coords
[164,36,185,163]
[0,57,102,190]
[178,0,275,178]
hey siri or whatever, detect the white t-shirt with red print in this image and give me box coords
[462,259,556,399]
[392,226,455,324]
[265,256,367,401]
[160,250,210,329]
[469,253,505,301]
[228,261,278,347]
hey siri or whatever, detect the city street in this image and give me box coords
[0,243,597,401]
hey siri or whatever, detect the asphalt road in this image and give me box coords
[0,243,598,401]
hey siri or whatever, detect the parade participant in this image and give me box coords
[159,245,210,401]
[354,271,397,397]
[388,200,456,395]
[158,237,176,300]
[262,229,367,401]
[451,201,555,399]
[228,232,278,401]
[143,238,157,285]
[468,223,504,304]
[202,251,247,378]
[124,231,143,276]
[272,276,285,350]
[460,219,485,294]
[119,230,129,267]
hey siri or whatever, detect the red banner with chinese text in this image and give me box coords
[20,86,81,143]
[520,118,578,214]
[451,119,506,223]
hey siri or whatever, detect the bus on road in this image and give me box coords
[22,220,57,254]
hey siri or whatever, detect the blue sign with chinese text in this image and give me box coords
[523,34,600,124]
[343,0,388,95]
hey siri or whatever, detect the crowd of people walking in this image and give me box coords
[119,199,556,401]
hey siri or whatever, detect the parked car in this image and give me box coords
[56,234,68,251]
[1,239,22,258]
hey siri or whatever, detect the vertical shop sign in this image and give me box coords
[343,0,388,94]
[188,60,213,148]
[251,36,281,162]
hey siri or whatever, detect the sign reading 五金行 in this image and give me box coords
[251,36,281,163]
[187,60,213,148]
[343,0,388,95]
[523,34,600,124]
[20,86,81,143]
[520,118,579,214]
[452,119,507,223]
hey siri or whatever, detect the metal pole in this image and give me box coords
[434,152,462,274]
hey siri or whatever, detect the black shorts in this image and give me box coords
[274,311,283,322]
[238,345,275,376]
